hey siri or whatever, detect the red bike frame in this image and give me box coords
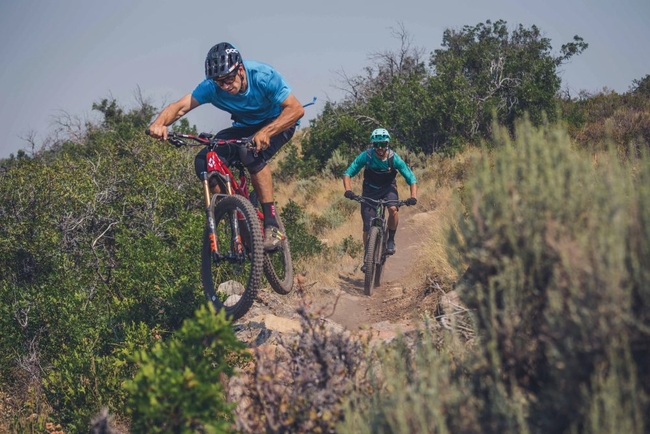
[180,134,265,258]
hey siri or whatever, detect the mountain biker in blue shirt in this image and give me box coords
[147,42,304,252]
[342,128,418,267]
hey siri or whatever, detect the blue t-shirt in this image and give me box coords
[191,60,292,127]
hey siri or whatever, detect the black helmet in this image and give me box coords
[205,42,242,79]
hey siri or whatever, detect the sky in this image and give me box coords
[1,0,649,158]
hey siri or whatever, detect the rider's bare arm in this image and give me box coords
[410,183,417,199]
[342,175,351,191]
[253,94,305,152]
[148,94,201,140]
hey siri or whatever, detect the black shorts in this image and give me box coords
[360,183,398,232]
[194,120,296,179]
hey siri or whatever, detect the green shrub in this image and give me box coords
[280,200,324,258]
[337,235,364,259]
[309,196,357,236]
[124,305,245,433]
[0,129,208,430]
[322,149,349,179]
[275,142,304,181]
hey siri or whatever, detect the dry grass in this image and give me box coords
[409,186,460,288]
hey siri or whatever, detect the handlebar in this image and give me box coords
[144,95,317,148]
[145,129,254,150]
[350,196,410,208]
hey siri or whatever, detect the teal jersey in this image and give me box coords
[192,60,292,127]
[343,148,417,186]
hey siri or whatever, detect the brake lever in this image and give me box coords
[168,138,184,148]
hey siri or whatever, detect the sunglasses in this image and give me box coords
[373,141,389,148]
[214,69,239,87]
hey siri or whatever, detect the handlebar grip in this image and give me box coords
[145,129,151,136]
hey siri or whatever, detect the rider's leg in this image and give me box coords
[387,205,399,231]
[250,166,278,228]
[385,185,400,254]
[239,124,296,252]
[363,230,370,258]
[249,165,285,252]
[386,206,398,254]
[241,124,296,222]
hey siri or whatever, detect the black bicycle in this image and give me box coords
[349,196,411,296]
[146,130,293,321]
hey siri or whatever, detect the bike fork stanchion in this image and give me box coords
[202,172,219,256]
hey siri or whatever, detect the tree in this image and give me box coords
[91,87,158,139]
[430,19,588,141]
[171,118,198,135]
[631,74,650,97]
[304,20,587,160]
[303,24,432,169]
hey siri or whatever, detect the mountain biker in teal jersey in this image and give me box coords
[342,128,418,264]
[147,42,304,252]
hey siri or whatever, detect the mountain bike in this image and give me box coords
[349,196,410,296]
[146,130,294,321]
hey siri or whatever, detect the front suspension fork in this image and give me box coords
[203,172,219,255]
[202,171,236,257]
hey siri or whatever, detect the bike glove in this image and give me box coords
[405,197,418,206]
[344,190,357,200]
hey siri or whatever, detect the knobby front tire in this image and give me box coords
[263,214,294,295]
[201,195,264,321]
[374,233,386,288]
[364,226,382,296]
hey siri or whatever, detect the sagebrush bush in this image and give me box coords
[309,196,357,235]
[339,323,498,434]
[340,120,650,433]
[453,120,650,432]
[293,177,322,201]
[322,149,349,179]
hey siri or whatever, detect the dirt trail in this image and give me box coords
[320,208,435,332]
[242,207,439,339]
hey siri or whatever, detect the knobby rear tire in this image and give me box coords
[201,195,264,321]
[263,214,294,295]
[364,226,382,296]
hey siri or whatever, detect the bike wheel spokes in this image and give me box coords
[201,195,264,321]
[263,215,294,295]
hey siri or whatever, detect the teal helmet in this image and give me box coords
[370,128,390,143]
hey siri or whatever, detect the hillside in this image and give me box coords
[1,66,649,433]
